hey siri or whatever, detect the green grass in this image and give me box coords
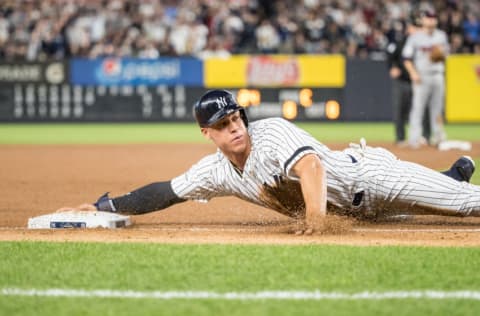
[0,242,480,316]
[0,122,479,144]
[1,296,478,316]
[471,159,480,185]
[0,123,207,144]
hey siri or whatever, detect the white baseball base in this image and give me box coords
[27,211,132,229]
[437,140,472,151]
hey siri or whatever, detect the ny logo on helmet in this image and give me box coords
[216,97,228,107]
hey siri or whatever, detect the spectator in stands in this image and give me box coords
[275,9,298,53]
[302,9,326,54]
[0,0,479,60]
[196,35,231,59]
[463,12,480,49]
[255,19,280,53]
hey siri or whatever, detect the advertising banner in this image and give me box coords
[446,55,480,122]
[205,55,345,88]
[204,55,248,87]
[246,56,301,86]
[0,62,67,85]
[297,55,345,87]
[70,58,203,86]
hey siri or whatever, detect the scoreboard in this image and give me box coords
[236,88,341,120]
[0,84,343,122]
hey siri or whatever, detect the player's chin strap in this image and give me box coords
[94,192,117,212]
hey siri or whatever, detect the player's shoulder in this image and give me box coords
[249,117,307,142]
[191,151,227,171]
[407,31,422,39]
[415,29,433,38]
[250,117,295,131]
[434,29,448,38]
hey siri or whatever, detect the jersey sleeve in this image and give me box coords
[170,154,224,202]
[267,118,319,179]
[441,31,450,55]
[402,35,414,59]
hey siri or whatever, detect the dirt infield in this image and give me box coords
[1,142,480,247]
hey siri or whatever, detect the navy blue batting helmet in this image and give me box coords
[194,90,248,128]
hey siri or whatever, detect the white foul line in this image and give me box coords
[2,288,480,300]
[353,228,480,233]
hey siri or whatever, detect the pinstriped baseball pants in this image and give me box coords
[352,147,480,217]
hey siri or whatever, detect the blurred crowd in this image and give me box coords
[0,0,479,61]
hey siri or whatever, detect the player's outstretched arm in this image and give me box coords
[291,154,327,234]
[57,181,186,215]
[96,181,186,215]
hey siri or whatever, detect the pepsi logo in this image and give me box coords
[102,58,122,76]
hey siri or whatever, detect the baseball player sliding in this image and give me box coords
[60,90,479,234]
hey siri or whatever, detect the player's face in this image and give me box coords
[202,111,250,155]
[422,16,437,30]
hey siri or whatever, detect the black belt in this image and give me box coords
[348,154,364,207]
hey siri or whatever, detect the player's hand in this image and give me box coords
[294,215,352,235]
[294,215,325,235]
[410,72,421,84]
[56,203,97,213]
[294,224,320,236]
[389,66,401,79]
[293,219,307,235]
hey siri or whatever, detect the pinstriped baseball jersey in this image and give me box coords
[171,118,480,217]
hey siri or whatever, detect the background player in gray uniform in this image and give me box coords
[63,90,478,234]
[402,9,449,148]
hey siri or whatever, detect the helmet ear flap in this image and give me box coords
[239,108,248,128]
